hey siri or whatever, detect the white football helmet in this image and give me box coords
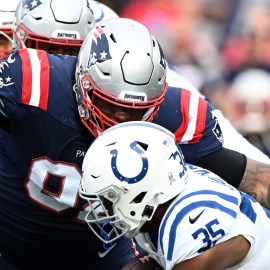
[13,0,95,55]
[89,0,119,23]
[80,121,188,244]
[75,18,167,137]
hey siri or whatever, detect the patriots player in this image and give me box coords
[80,121,270,269]
[12,0,270,165]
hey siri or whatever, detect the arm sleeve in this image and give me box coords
[196,147,247,188]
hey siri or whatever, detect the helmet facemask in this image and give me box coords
[76,70,167,137]
[80,184,130,245]
[80,181,160,244]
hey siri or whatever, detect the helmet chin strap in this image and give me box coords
[125,216,149,239]
[142,107,154,121]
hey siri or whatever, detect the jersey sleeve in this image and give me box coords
[154,86,224,163]
[0,49,78,131]
[159,205,236,268]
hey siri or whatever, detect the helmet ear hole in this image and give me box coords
[142,205,154,218]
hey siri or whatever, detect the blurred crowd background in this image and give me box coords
[101,0,270,157]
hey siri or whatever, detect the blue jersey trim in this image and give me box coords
[159,190,239,261]
[239,193,257,223]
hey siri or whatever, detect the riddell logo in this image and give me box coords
[124,94,145,101]
[57,33,77,39]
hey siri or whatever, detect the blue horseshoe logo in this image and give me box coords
[110,141,148,184]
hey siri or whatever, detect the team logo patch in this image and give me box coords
[110,141,148,184]
[22,0,42,16]
[0,56,15,88]
[87,25,112,67]
[212,116,223,143]
[0,76,14,88]
[158,42,166,69]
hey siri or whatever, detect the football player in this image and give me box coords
[80,121,270,269]
[12,0,270,164]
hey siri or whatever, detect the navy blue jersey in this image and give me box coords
[0,49,104,267]
[154,86,223,163]
[0,49,222,267]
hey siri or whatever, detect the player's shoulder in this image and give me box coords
[0,49,79,129]
[2,48,76,74]
[0,48,76,94]
[159,192,237,262]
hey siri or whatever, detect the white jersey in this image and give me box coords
[136,164,270,270]
[166,64,270,164]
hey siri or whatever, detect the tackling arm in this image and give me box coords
[239,158,270,209]
[197,147,270,210]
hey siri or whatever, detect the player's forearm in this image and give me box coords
[239,157,270,209]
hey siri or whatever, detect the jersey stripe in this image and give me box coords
[19,49,32,105]
[159,190,239,260]
[19,49,50,110]
[240,193,257,223]
[174,89,207,144]
[166,201,237,261]
[192,97,207,143]
[174,89,190,143]
[37,50,50,110]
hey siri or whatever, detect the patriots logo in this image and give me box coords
[212,115,223,143]
[22,0,42,17]
[158,42,166,69]
[87,26,112,68]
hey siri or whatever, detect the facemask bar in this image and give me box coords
[76,72,167,137]
[14,24,83,50]
[79,184,130,245]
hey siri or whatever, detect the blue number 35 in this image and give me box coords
[191,218,225,253]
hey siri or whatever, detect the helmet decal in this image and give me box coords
[87,25,112,67]
[22,0,42,14]
[158,42,166,69]
[110,141,148,184]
